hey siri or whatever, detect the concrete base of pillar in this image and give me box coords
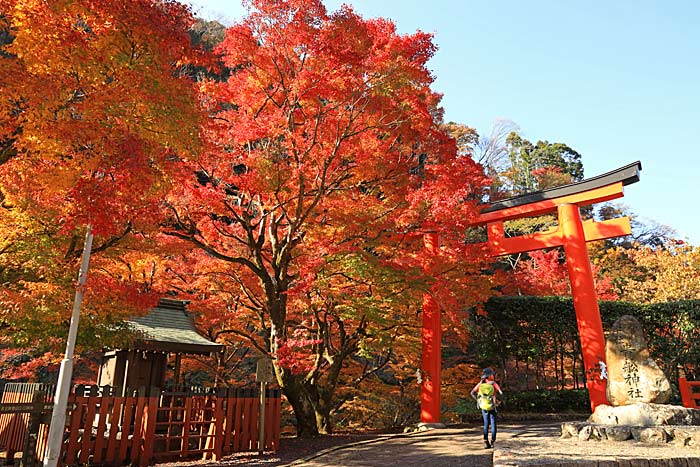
[417,422,446,431]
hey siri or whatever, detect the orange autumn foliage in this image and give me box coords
[0,0,204,354]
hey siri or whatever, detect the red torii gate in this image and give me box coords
[420,161,642,424]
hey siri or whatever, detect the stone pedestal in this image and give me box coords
[589,403,700,426]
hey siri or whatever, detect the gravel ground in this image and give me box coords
[495,423,700,466]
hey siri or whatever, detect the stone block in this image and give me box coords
[578,425,593,441]
[614,459,640,467]
[638,427,669,444]
[596,460,619,467]
[667,459,691,467]
[631,427,643,441]
[560,421,583,438]
[592,425,608,440]
[604,425,633,441]
[649,459,671,467]
[672,428,693,446]
[689,430,700,448]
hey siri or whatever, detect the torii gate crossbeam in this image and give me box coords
[420,161,642,423]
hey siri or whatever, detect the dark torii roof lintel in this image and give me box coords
[481,161,642,214]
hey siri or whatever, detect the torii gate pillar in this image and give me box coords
[421,233,442,424]
[559,203,607,407]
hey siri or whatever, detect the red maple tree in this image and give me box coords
[161,0,493,435]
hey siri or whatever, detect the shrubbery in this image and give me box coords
[454,389,589,415]
[467,296,700,392]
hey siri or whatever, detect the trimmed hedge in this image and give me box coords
[467,296,700,395]
[455,389,589,415]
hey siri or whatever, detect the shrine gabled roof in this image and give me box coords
[128,298,224,355]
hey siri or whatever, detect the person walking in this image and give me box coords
[471,367,503,449]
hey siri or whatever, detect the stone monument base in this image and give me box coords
[562,421,700,446]
[589,403,700,426]
[562,403,700,447]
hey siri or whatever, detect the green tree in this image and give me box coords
[503,133,584,195]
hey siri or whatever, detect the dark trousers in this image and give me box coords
[481,409,497,441]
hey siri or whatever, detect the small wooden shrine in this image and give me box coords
[97,298,223,393]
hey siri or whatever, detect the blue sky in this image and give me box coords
[188,0,700,245]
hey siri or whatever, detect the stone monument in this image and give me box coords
[588,315,677,426]
[562,315,700,445]
[604,314,671,406]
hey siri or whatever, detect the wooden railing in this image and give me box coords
[152,388,281,462]
[678,377,700,408]
[0,385,281,466]
[0,383,55,460]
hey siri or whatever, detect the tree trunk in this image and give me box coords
[279,370,337,437]
[282,379,320,437]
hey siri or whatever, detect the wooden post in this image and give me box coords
[173,354,182,389]
[139,390,158,467]
[258,383,266,455]
[255,358,273,454]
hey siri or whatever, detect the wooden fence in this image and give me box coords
[678,377,700,409]
[0,385,281,466]
[0,383,54,466]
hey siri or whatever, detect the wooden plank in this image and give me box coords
[21,391,45,467]
[213,395,224,460]
[201,417,215,461]
[223,395,235,454]
[679,377,695,408]
[78,397,98,464]
[265,395,275,451]
[92,396,112,463]
[487,221,563,256]
[65,396,86,464]
[139,397,158,467]
[181,397,192,458]
[194,397,205,453]
[35,423,49,464]
[105,397,123,463]
[232,393,243,452]
[486,216,632,257]
[476,182,625,224]
[271,394,281,451]
[681,380,700,407]
[241,396,254,451]
[1,390,32,452]
[582,216,631,241]
[130,396,146,465]
[118,397,135,463]
[481,161,640,215]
